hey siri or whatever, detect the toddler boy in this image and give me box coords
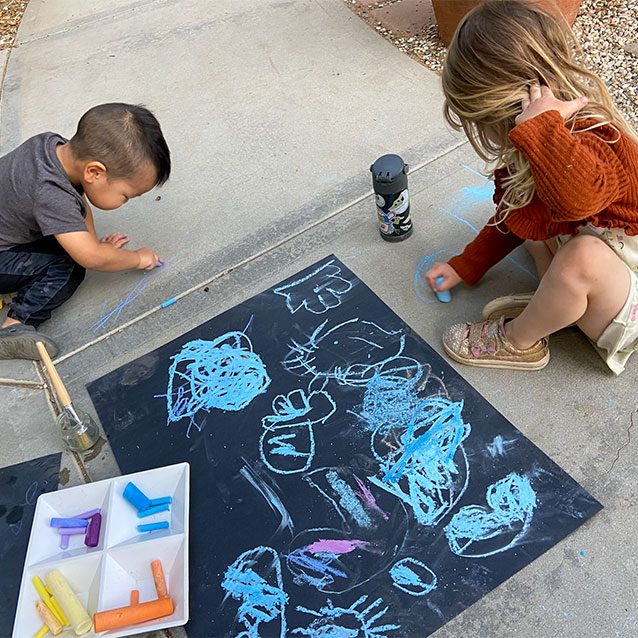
[0,102,170,359]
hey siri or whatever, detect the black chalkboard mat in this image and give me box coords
[2,453,61,636]
[87,255,602,637]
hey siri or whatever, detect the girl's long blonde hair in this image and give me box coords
[441,0,637,223]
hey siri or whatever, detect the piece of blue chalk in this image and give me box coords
[138,521,170,533]
[137,504,170,518]
[434,276,452,303]
[50,517,89,528]
[123,482,152,512]
[161,297,177,308]
[149,496,172,506]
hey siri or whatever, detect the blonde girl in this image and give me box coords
[426,0,638,373]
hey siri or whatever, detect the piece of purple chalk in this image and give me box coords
[73,508,101,519]
[84,512,102,547]
[60,535,69,550]
[137,504,170,518]
[50,518,89,528]
[57,527,87,535]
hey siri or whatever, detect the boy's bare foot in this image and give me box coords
[0,323,59,360]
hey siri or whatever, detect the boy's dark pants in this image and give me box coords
[0,237,85,327]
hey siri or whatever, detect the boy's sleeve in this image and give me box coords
[33,182,87,237]
[509,110,629,220]
[448,219,524,286]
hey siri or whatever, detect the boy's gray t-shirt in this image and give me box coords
[0,132,87,251]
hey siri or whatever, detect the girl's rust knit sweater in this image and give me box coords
[448,110,638,285]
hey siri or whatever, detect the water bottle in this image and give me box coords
[370,154,413,241]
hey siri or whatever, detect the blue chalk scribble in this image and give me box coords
[445,472,537,558]
[486,435,517,458]
[162,331,270,437]
[274,259,354,314]
[326,470,374,529]
[368,397,471,527]
[293,595,400,638]
[93,255,179,332]
[389,558,437,597]
[286,546,349,589]
[221,546,288,638]
[260,381,336,475]
[284,318,406,387]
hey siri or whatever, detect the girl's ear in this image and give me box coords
[83,161,107,184]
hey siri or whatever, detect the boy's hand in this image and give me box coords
[515,84,588,126]
[135,248,163,270]
[100,232,129,248]
[424,262,461,292]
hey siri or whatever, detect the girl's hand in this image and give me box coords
[100,232,129,248]
[424,262,462,292]
[515,84,588,126]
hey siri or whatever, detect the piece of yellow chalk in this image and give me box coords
[45,571,93,636]
[33,625,49,638]
[32,577,65,626]
[35,601,63,635]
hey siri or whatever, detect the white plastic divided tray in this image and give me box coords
[12,462,190,637]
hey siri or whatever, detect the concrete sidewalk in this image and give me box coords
[1,1,636,636]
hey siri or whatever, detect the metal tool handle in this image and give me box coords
[36,341,72,408]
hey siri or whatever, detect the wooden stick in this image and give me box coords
[36,342,71,408]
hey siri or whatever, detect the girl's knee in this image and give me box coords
[552,235,616,282]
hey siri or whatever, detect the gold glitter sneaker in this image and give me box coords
[481,291,536,321]
[442,316,549,370]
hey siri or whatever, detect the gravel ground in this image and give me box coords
[0,0,29,50]
[348,0,638,129]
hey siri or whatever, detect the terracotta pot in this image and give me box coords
[432,0,582,46]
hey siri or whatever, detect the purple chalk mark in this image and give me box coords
[306,539,369,555]
[353,474,389,521]
[85,512,102,547]
[57,527,87,536]
[60,535,69,550]
[50,518,89,528]
[73,508,101,519]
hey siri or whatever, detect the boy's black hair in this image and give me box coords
[69,103,171,186]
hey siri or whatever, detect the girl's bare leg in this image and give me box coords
[526,238,558,279]
[505,234,631,348]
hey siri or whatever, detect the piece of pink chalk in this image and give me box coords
[74,508,101,519]
[58,527,87,536]
[60,535,69,549]
[84,512,102,547]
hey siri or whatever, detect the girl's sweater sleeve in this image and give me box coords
[509,110,629,224]
[448,169,523,285]
[448,220,524,286]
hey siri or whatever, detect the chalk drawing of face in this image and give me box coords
[221,546,288,638]
[259,385,336,475]
[284,319,406,387]
[445,472,537,558]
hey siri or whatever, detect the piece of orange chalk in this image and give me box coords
[130,590,140,606]
[93,597,174,632]
[151,560,168,599]
[35,600,63,635]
